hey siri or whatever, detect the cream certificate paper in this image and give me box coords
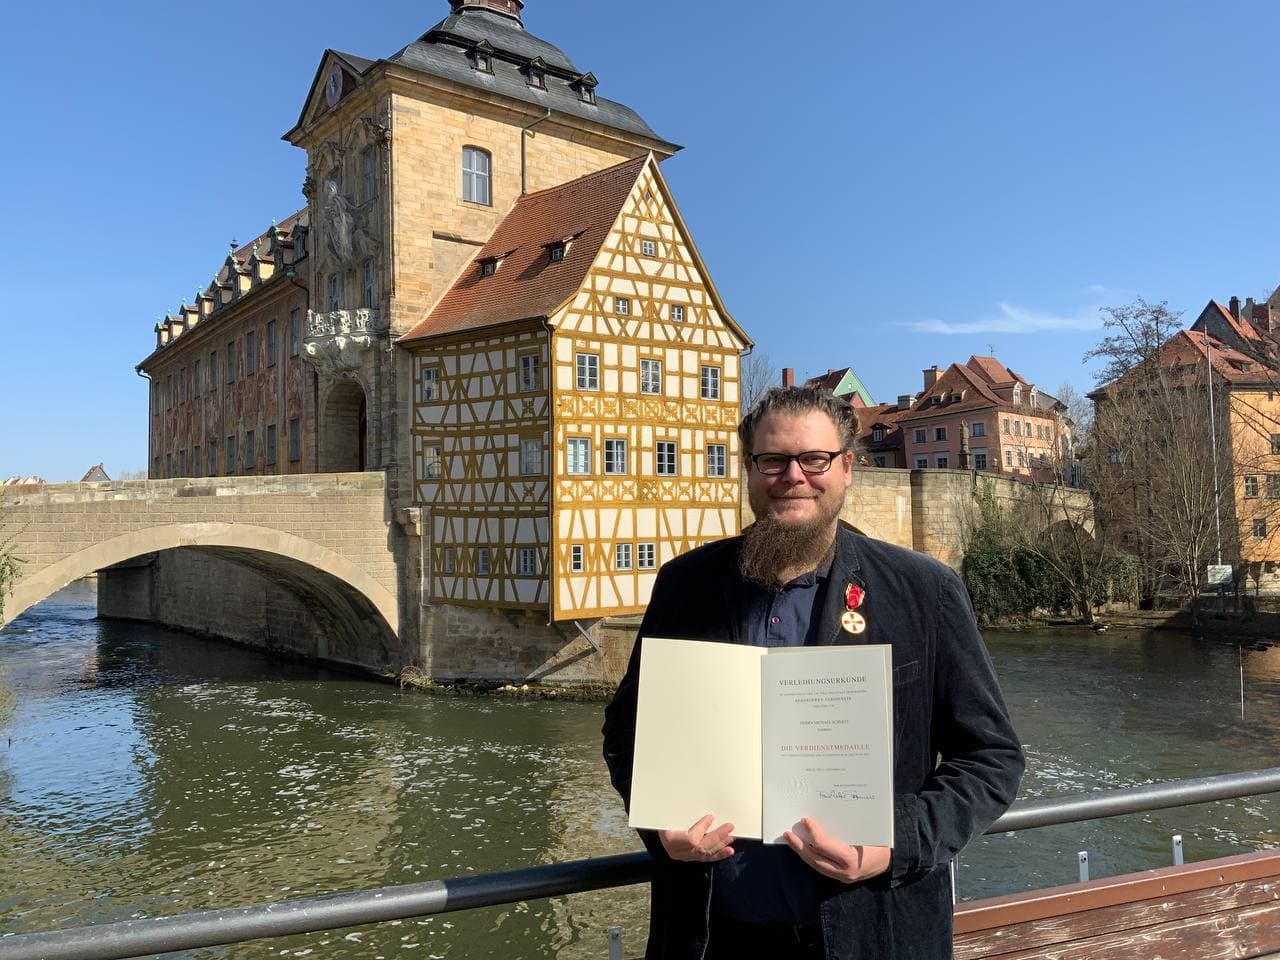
[628,637,894,847]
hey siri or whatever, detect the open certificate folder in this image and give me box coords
[628,637,894,847]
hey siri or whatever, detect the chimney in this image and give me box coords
[1229,296,1241,321]
[449,0,524,23]
[897,394,913,410]
[922,365,941,391]
[782,367,795,389]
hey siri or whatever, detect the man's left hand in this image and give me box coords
[783,817,891,884]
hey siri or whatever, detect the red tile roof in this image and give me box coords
[400,155,648,342]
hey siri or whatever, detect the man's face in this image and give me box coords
[745,411,853,529]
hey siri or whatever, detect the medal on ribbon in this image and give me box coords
[841,582,868,634]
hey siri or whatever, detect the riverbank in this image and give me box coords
[1093,606,1280,646]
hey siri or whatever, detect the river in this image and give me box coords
[1,581,1277,958]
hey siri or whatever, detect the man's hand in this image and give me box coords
[658,814,736,862]
[783,817,891,884]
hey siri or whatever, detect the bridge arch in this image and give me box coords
[6,522,399,667]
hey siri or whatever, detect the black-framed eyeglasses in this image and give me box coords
[747,450,848,476]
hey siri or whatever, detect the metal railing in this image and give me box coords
[2,766,1279,960]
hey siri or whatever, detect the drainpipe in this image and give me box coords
[520,107,553,195]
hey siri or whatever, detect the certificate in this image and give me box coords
[628,637,894,847]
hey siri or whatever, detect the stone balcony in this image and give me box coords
[303,308,387,376]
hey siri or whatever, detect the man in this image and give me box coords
[602,387,1024,959]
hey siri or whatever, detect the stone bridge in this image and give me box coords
[0,473,408,674]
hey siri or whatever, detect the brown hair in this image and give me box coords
[737,386,859,455]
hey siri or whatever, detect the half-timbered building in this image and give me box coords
[401,154,750,619]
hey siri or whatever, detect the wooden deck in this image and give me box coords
[954,848,1280,959]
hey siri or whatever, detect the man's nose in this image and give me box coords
[778,457,808,481]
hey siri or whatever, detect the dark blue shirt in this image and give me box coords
[712,557,834,924]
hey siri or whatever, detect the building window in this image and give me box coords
[1005,449,1013,467]
[519,353,541,391]
[421,366,441,402]
[915,457,928,470]
[1268,474,1280,499]
[913,428,926,444]
[328,272,343,311]
[971,421,986,438]
[936,455,949,469]
[193,359,202,398]
[570,544,584,572]
[178,449,187,476]
[462,146,492,205]
[1002,418,1010,435]
[519,548,537,576]
[707,443,727,478]
[974,452,988,470]
[641,239,656,256]
[165,453,173,478]
[423,444,442,479]
[361,146,376,203]
[227,434,237,474]
[1012,384,1022,404]
[1245,475,1260,498]
[640,358,662,395]
[1272,433,1280,455]
[548,243,566,262]
[638,542,656,569]
[873,455,887,467]
[934,426,947,442]
[576,353,599,390]
[656,441,677,476]
[245,330,257,375]
[178,369,187,404]
[362,259,376,309]
[615,297,630,315]
[700,365,721,401]
[615,543,633,571]
[1016,449,1025,468]
[289,419,301,462]
[266,424,277,466]
[604,438,628,475]
[442,548,456,575]
[872,427,884,442]
[266,320,278,367]
[566,437,591,475]
[289,309,301,357]
[192,446,201,477]
[208,441,218,477]
[1254,518,1268,540]
[520,438,543,476]
[527,63,545,89]
[245,430,256,468]
[209,350,218,388]
[671,305,685,322]
[1024,420,1032,436]
[477,547,491,576]
[1012,421,1022,437]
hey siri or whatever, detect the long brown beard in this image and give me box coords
[738,511,838,590]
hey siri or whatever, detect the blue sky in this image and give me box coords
[3,1,1279,480]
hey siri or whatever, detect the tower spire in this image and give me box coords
[448,0,523,25]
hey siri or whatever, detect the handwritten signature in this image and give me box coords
[818,790,875,801]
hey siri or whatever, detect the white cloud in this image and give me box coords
[899,290,1123,336]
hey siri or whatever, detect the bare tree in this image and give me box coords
[739,351,779,415]
[0,490,20,619]
[115,468,148,481]
[1054,381,1092,456]
[1085,299,1280,621]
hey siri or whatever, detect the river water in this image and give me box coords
[2,581,1278,958]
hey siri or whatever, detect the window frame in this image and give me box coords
[462,146,492,206]
[706,443,727,478]
[575,353,600,391]
[640,357,663,395]
[519,353,542,392]
[289,419,301,462]
[266,320,278,368]
[1244,475,1260,499]
[604,438,628,475]
[266,423,277,467]
[656,441,678,476]
[615,296,630,316]
[934,426,947,442]
[476,547,491,576]
[570,544,584,572]
[700,365,721,401]
[520,437,543,476]
[970,421,986,438]
[913,428,926,444]
[421,366,441,402]
[915,456,928,470]
[670,305,685,322]
[566,437,591,475]
[422,443,443,480]
[615,542,633,571]
[637,542,656,569]
[518,547,538,577]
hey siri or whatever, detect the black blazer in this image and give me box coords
[602,523,1024,960]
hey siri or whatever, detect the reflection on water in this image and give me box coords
[1,584,1277,957]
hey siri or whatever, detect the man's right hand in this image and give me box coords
[658,814,736,862]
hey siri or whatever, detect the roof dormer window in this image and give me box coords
[574,72,598,104]
[548,242,568,263]
[526,56,546,89]
[478,256,503,277]
[471,41,494,74]
[1012,384,1022,404]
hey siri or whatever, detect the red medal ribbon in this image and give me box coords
[845,583,865,610]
